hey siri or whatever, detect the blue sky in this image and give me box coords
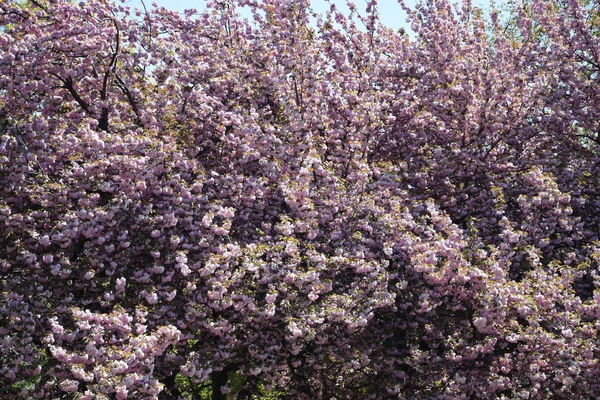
[145,0,507,32]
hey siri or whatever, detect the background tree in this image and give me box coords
[2,0,600,399]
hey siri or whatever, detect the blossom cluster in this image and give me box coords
[2,0,600,398]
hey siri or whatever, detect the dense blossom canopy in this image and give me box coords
[2,0,600,398]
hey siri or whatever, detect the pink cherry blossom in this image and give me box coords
[3,0,600,398]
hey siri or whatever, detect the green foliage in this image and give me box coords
[173,371,286,400]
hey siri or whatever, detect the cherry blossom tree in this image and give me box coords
[2,0,600,398]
